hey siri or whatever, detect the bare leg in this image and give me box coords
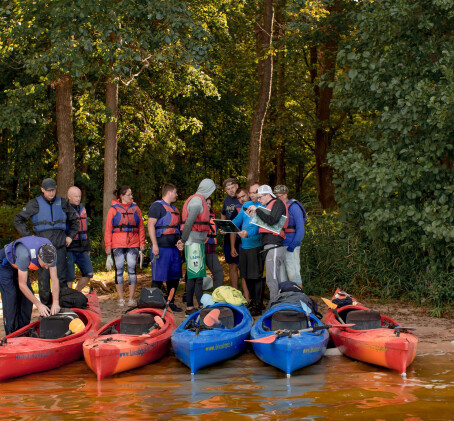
[115,284,124,301]
[241,278,250,301]
[229,263,239,289]
[75,276,90,292]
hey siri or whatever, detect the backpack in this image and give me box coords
[59,287,88,309]
[137,287,166,309]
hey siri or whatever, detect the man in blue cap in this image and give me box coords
[13,178,79,306]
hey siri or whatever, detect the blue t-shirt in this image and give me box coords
[231,201,262,250]
[148,202,179,248]
[221,196,240,221]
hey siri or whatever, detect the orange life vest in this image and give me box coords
[181,194,211,233]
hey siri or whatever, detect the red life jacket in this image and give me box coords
[111,202,141,233]
[205,211,217,244]
[181,194,211,233]
[258,198,289,239]
[154,200,181,237]
[68,205,88,240]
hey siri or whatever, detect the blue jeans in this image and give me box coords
[0,249,33,334]
[66,251,94,283]
[112,248,139,285]
[280,246,302,285]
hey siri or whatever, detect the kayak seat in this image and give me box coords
[120,313,156,335]
[200,307,235,329]
[346,310,382,330]
[39,310,79,339]
[270,310,307,331]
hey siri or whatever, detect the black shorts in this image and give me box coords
[239,247,263,280]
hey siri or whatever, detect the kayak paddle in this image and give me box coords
[202,309,221,327]
[245,324,355,344]
[321,297,345,324]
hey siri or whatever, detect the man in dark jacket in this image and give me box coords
[246,185,288,301]
[66,186,93,291]
[13,178,79,306]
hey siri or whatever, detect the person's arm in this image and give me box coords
[104,208,114,254]
[256,200,285,225]
[288,205,305,251]
[17,270,52,317]
[148,217,159,256]
[136,207,146,251]
[48,266,61,315]
[178,197,202,245]
[63,199,79,247]
[14,199,39,237]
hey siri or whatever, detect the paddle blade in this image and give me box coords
[321,297,338,309]
[394,325,416,331]
[167,288,175,303]
[154,316,164,328]
[300,300,312,315]
[203,309,221,327]
[245,334,277,344]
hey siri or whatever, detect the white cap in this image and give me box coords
[257,184,276,198]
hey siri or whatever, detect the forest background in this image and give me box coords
[0,0,452,314]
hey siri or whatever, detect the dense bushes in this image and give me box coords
[300,209,453,313]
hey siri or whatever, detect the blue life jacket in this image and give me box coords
[4,236,52,270]
[154,200,181,237]
[32,196,67,232]
[67,205,88,240]
[111,202,141,233]
[285,199,307,234]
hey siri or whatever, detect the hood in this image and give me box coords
[196,179,217,199]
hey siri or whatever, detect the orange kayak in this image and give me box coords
[324,289,418,376]
[83,308,176,380]
[1,291,101,381]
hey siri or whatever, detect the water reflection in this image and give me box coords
[0,351,452,420]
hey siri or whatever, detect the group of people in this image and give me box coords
[144,177,307,316]
[0,176,306,335]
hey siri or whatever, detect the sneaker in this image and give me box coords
[118,299,125,307]
[185,307,198,316]
[169,303,183,312]
[128,299,136,306]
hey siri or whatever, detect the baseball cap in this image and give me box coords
[257,185,276,198]
[38,244,57,266]
[273,185,288,194]
[42,178,57,191]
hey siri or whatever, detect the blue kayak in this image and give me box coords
[250,303,329,375]
[171,303,253,374]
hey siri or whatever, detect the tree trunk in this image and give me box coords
[311,1,342,210]
[247,0,275,186]
[275,0,286,186]
[55,75,74,196]
[103,80,118,234]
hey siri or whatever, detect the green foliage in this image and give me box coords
[329,0,454,277]
[301,211,454,310]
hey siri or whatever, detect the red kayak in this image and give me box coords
[0,290,101,381]
[324,289,418,376]
[83,307,176,380]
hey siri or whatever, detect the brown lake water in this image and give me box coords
[0,350,453,420]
